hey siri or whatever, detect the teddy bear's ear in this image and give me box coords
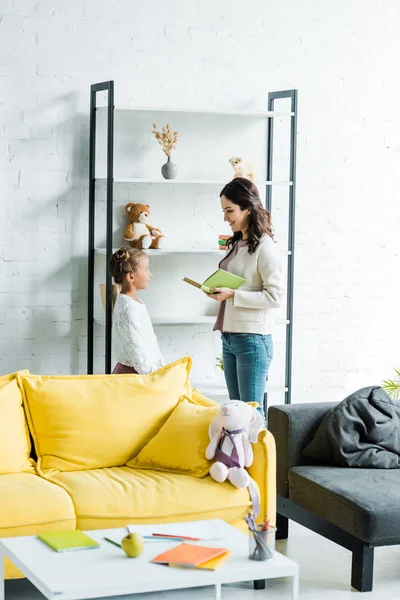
[145,204,150,209]
[126,203,133,213]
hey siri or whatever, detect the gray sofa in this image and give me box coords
[268,402,400,592]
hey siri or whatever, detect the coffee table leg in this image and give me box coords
[215,582,221,600]
[0,551,4,600]
[291,570,299,600]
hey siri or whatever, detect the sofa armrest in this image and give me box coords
[192,389,276,526]
[248,429,276,527]
[268,403,337,499]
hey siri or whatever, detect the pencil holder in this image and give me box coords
[248,526,276,561]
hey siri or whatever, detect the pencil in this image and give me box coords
[104,537,121,548]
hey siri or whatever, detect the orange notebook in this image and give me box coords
[169,551,230,571]
[152,543,228,568]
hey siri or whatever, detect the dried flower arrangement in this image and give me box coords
[152,123,179,157]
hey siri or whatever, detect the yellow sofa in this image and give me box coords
[0,358,276,580]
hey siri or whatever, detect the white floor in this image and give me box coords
[4,522,400,599]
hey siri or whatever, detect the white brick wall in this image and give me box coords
[1,0,399,404]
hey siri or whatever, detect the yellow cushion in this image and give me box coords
[0,380,34,475]
[45,466,252,530]
[19,357,192,474]
[0,471,76,579]
[191,388,218,407]
[0,369,29,386]
[0,472,76,536]
[127,397,219,477]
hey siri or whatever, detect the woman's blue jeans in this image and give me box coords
[222,333,273,420]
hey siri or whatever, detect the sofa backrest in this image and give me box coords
[0,371,35,475]
[18,357,192,475]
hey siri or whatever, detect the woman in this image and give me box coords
[208,177,284,419]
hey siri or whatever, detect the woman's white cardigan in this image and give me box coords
[221,235,284,334]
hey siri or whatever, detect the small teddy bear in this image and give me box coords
[123,203,166,250]
[228,157,256,182]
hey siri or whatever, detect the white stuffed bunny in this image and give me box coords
[205,400,264,489]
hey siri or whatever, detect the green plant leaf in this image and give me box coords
[382,368,400,399]
[383,378,400,399]
[215,354,224,371]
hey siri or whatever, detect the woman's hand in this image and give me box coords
[205,288,235,303]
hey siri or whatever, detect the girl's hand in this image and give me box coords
[205,288,235,303]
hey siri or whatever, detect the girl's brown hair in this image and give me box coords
[220,177,274,254]
[108,247,147,284]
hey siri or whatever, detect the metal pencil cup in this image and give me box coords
[249,526,276,561]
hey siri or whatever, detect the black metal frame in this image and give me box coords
[87,80,114,374]
[87,84,298,391]
[264,90,298,410]
[275,496,390,592]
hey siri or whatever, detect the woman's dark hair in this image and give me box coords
[108,247,146,284]
[220,177,274,254]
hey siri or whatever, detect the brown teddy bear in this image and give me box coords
[123,203,166,250]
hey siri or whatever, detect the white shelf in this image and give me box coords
[95,178,293,186]
[193,380,289,396]
[95,247,291,256]
[153,316,215,325]
[96,106,294,118]
[95,316,215,327]
[95,247,222,256]
[95,316,287,326]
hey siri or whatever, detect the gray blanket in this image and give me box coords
[303,386,400,468]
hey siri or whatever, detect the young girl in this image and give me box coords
[108,247,164,375]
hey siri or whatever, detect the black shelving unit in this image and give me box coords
[87,81,114,375]
[265,89,298,407]
[87,81,298,408]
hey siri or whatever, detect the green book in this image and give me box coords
[37,530,100,553]
[183,269,246,294]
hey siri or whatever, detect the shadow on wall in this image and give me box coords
[4,92,90,374]
[28,258,87,374]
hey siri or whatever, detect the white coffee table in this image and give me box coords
[0,520,299,599]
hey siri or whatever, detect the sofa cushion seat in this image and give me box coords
[47,466,253,530]
[289,465,400,544]
[0,472,76,579]
[0,472,76,536]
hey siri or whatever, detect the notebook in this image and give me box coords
[37,530,100,553]
[169,551,230,571]
[183,269,245,294]
[128,520,223,541]
[152,542,228,569]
